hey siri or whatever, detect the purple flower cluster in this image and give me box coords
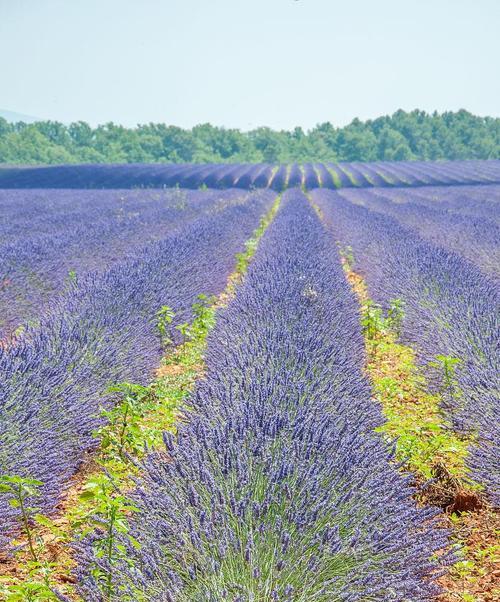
[76,190,448,601]
[0,188,246,339]
[0,160,499,190]
[0,189,275,546]
[302,163,320,189]
[312,188,500,504]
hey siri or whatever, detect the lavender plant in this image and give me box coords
[313,188,500,503]
[0,188,249,339]
[339,186,500,280]
[76,189,449,601]
[0,190,276,547]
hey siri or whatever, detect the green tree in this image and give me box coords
[0,110,498,165]
[378,126,414,160]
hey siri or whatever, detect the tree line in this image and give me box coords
[0,109,498,165]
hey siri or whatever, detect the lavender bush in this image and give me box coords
[0,189,275,546]
[378,184,500,224]
[313,189,500,503]
[76,189,448,601]
[0,188,248,339]
[339,186,500,280]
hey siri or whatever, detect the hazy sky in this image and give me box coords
[1,0,499,130]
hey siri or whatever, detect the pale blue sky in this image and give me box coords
[1,0,499,130]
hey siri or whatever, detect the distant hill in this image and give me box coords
[0,109,40,123]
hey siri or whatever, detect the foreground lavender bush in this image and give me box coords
[0,189,275,546]
[313,189,499,503]
[77,189,448,601]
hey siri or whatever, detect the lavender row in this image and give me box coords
[0,188,231,244]
[77,189,447,601]
[0,160,499,190]
[376,184,500,224]
[312,189,499,503]
[0,189,275,546]
[0,188,248,339]
[339,187,500,280]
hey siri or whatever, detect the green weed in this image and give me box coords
[430,354,462,392]
[156,305,175,348]
[0,476,61,600]
[76,474,140,602]
[96,383,153,460]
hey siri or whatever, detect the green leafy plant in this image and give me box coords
[0,475,43,562]
[175,321,193,344]
[173,295,215,345]
[13,324,26,339]
[76,474,140,602]
[361,300,386,339]
[96,383,153,460]
[386,298,405,336]
[360,298,405,341]
[0,476,62,601]
[431,354,462,392]
[190,294,216,339]
[234,251,248,274]
[338,244,355,270]
[0,581,58,602]
[156,305,175,348]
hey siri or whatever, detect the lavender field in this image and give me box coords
[1,159,500,190]
[0,162,498,601]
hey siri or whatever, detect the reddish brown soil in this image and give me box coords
[437,506,499,602]
[0,452,97,595]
